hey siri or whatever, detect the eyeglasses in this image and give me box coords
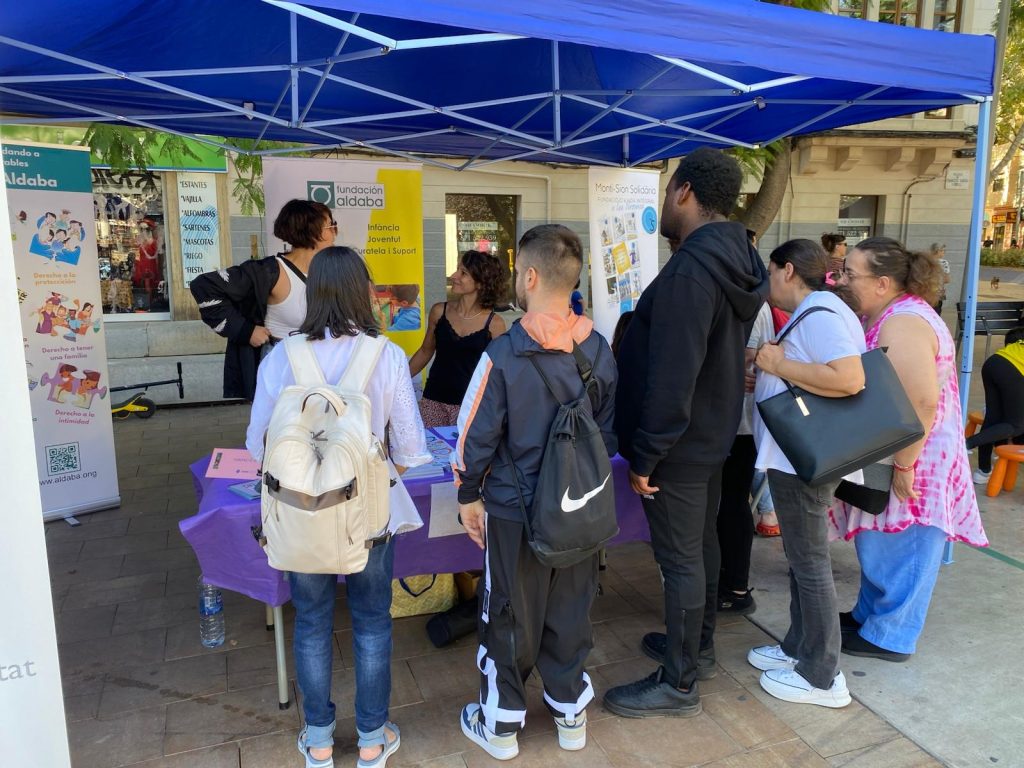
[326,220,338,232]
[841,268,875,281]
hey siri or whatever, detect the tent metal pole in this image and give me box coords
[946,96,992,567]
[299,14,360,124]
[552,41,561,145]
[459,98,554,169]
[290,13,300,126]
[762,86,890,144]
[655,56,750,91]
[632,104,755,165]
[0,111,236,124]
[262,1,397,48]
[564,64,676,144]
[394,33,522,49]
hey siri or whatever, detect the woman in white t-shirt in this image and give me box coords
[246,246,430,768]
[747,239,866,710]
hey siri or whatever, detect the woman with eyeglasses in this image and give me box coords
[749,238,866,709]
[191,199,339,400]
[832,238,986,662]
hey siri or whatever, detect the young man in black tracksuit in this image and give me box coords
[604,148,768,717]
[453,225,617,759]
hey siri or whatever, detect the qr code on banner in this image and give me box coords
[46,442,81,476]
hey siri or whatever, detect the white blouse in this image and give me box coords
[246,330,431,535]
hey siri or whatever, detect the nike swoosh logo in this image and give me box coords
[561,474,611,513]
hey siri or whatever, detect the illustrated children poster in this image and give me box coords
[587,168,661,341]
[263,158,424,357]
[4,141,119,520]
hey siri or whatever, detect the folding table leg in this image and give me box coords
[266,604,274,632]
[273,605,290,709]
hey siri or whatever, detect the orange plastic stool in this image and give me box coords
[986,444,1024,497]
[965,411,985,438]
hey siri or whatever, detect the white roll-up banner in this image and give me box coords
[4,141,119,520]
[0,140,73,767]
[587,167,661,342]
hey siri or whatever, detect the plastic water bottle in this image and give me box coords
[198,578,225,648]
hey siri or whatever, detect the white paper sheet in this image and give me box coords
[428,482,464,539]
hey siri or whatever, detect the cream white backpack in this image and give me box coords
[260,334,392,575]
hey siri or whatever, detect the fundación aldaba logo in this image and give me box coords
[307,180,385,210]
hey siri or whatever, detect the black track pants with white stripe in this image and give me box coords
[475,514,598,735]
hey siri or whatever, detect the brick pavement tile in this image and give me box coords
[120,743,240,768]
[57,604,117,643]
[67,572,168,609]
[128,512,191,534]
[588,620,640,667]
[162,683,300,754]
[47,517,132,542]
[98,653,227,717]
[743,688,901,760]
[81,532,169,559]
[225,642,300,692]
[65,690,102,724]
[164,566,203,596]
[407,646,476,702]
[700,689,797,750]
[827,737,943,768]
[410,756,469,768]
[119,474,173,492]
[589,710,743,768]
[66,707,167,768]
[112,593,198,635]
[237,729,301,768]
[700,738,830,768]
[50,555,125,591]
[121,547,198,577]
[590,582,646,624]
[164,605,280,661]
[59,628,168,679]
[48,539,84,563]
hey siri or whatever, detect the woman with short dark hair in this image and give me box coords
[834,237,986,662]
[246,246,431,768]
[191,199,337,400]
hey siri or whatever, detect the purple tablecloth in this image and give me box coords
[180,453,649,606]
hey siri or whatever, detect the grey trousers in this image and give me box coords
[767,469,841,690]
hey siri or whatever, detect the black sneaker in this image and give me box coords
[603,668,702,718]
[841,632,911,663]
[839,611,862,633]
[640,633,716,680]
[718,589,756,615]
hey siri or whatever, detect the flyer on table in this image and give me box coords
[263,158,425,358]
[587,168,661,342]
[4,141,119,519]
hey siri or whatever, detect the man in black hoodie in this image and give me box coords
[604,148,768,717]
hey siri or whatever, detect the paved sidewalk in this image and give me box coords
[48,403,969,768]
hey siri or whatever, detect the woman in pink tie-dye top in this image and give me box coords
[832,238,987,663]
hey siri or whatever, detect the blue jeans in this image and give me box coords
[853,524,947,655]
[752,470,774,513]
[290,539,395,749]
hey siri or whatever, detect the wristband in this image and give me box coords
[893,460,916,473]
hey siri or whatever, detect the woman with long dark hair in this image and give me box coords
[246,247,430,768]
[748,238,866,709]
[409,250,508,426]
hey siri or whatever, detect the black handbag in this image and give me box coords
[756,306,924,487]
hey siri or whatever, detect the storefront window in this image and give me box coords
[838,194,878,242]
[92,169,170,318]
[836,0,865,19]
[878,0,921,27]
[933,0,961,32]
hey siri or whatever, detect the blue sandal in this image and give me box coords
[297,723,336,768]
[356,722,401,768]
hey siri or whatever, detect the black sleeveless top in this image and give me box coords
[423,303,496,405]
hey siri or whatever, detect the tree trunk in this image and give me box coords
[738,138,793,239]
[991,121,1024,179]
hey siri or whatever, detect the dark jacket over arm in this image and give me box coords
[189,256,280,400]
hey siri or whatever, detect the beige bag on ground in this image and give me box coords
[260,334,391,575]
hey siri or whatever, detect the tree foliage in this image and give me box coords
[992,1,1024,177]
[83,124,203,172]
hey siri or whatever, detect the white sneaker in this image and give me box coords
[553,710,586,751]
[973,469,992,485]
[747,645,798,671]
[759,668,852,708]
[460,703,519,761]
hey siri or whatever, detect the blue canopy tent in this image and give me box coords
[0,1,997,493]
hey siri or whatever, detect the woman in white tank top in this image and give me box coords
[264,201,339,342]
